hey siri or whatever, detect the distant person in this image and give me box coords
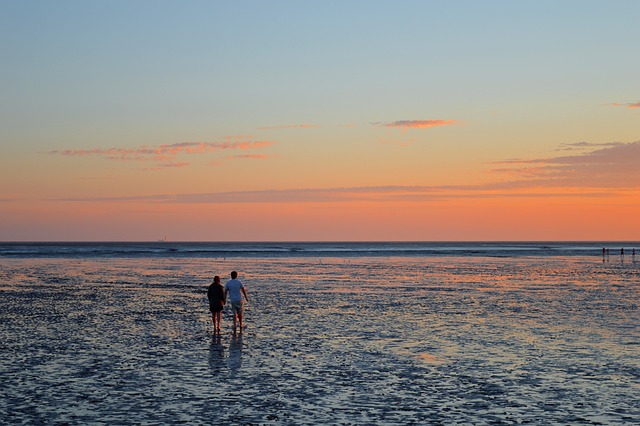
[207,276,225,332]
[225,271,249,332]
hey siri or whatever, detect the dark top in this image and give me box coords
[207,282,226,308]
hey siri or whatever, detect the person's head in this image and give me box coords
[231,271,238,279]
[213,276,220,284]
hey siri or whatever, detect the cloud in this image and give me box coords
[379,120,457,129]
[56,183,619,205]
[48,140,274,165]
[612,102,640,109]
[49,141,640,205]
[159,162,190,168]
[489,158,548,165]
[226,154,270,160]
[257,124,319,130]
[140,162,191,171]
[490,141,640,189]
[555,142,622,151]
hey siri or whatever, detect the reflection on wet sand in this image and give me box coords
[208,333,224,373]
[208,331,244,376]
[228,333,243,374]
[0,256,638,424]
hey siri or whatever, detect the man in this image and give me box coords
[224,271,249,332]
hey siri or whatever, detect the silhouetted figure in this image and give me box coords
[225,271,249,333]
[208,275,226,332]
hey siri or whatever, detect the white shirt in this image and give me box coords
[225,279,244,302]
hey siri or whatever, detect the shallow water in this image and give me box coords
[1,256,638,424]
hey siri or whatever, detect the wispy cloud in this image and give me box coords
[490,141,640,188]
[159,162,190,168]
[51,141,640,205]
[56,183,618,205]
[140,162,191,171]
[378,120,457,129]
[555,141,622,151]
[225,154,270,160]
[48,140,275,167]
[611,102,640,109]
[257,124,319,130]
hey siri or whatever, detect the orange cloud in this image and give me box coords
[47,141,640,205]
[381,120,457,129]
[612,102,640,109]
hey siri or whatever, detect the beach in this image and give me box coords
[1,250,638,424]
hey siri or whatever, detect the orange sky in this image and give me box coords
[1,2,639,241]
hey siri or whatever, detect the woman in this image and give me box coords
[207,276,226,332]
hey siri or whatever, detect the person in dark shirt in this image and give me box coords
[207,276,226,332]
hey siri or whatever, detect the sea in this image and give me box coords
[1,242,638,424]
[0,241,637,259]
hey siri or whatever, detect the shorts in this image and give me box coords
[210,305,223,313]
[230,301,243,315]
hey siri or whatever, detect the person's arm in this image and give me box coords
[241,287,249,302]
[224,287,229,303]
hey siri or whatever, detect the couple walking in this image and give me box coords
[207,271,249,333]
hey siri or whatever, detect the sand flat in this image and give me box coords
[1,256,638,424]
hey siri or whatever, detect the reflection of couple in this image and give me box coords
[207,271,249,333]
[209,331,243,373]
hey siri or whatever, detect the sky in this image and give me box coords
[1,0,639,241]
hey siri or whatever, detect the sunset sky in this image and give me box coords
[1,1,639,241]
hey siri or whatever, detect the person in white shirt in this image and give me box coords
[224,271,249,332]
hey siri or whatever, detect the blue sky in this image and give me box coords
[1,1,639,240]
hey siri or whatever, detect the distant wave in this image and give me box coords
[1,242,634,259]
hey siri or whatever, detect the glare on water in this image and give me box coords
[0,255,638,424]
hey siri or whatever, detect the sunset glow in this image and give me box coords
[1,1,639,241]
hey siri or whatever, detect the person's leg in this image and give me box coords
[232,304,238,331]
[211,312,216,329]
[215,311,222,331]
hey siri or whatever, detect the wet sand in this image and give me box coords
[1,256,638,424]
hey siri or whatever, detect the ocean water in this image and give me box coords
[1,243,638,424]
[0,241,635,259]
